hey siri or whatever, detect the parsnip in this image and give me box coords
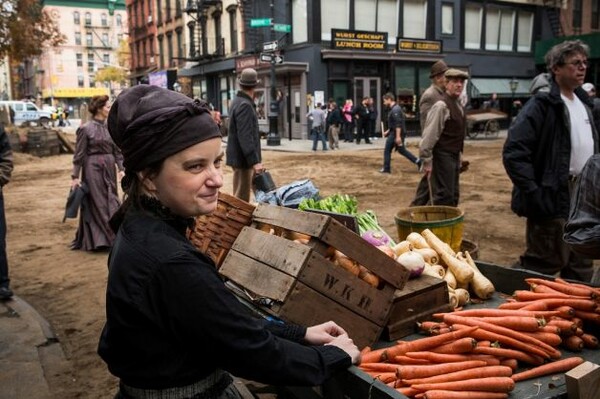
[465,251,495,299]
[443,267,457,289]
[422,263,445,279]
[454,288,471,306]
[392,240,413,256]
[421,229,474,284]
[414,247,439,265]
[406,232,430,249]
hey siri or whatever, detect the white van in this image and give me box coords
[0,101,53,127]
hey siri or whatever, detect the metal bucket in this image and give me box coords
[395,205,464,252]
[252,171,276,192]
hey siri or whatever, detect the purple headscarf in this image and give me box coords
[108,85,221,175]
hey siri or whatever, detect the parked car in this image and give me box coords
[0,101,53,127]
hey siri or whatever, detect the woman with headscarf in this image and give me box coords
[97,85,360,399]
[71,95,124,251]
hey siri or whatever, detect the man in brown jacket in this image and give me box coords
[419,60,448,130]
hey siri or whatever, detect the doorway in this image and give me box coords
[354,77,381,135]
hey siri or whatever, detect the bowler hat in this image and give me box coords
[429,60,449,78]
[238,68,260,87]
[445,68,469,80]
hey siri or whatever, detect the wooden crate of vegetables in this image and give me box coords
[218,203,410,348]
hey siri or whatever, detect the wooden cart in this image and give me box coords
[466,109,507,139]
[277,262,600,399]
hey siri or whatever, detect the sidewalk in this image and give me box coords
[0,296,63,399]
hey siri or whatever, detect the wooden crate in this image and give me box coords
[187,192,255,267]
[385,275,451,341]
[219,204,410,348]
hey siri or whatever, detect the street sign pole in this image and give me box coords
[266,1,281,146]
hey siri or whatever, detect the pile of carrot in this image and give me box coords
[498,277,600,353]
[358,277,600,398]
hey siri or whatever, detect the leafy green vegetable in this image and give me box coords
[298,194,396,246]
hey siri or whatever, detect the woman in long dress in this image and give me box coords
[70,95,124,251]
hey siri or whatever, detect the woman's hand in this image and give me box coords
[71,178,80,189]
[326,333,361,365]
[305,321,348,345]
[118,170,125,181]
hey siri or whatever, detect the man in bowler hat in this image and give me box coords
[419,60,448,130]
[226,68,266,202]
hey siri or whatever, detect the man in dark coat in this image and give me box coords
[226,68,265,202]
[354,97,371,144]
[503,40,599,282]
[0,123,13,299]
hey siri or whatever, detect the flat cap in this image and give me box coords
[445,68,469,79]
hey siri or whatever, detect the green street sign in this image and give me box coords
[274,23,291,33]
[250,18,272,28]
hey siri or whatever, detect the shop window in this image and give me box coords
[220,76,230,116]
[465,4,482,49]
[517,11,533,52]
[292,0,307,43]
[593,1,599,30]
[403,0,427,39]
[254,90,267,120]
[485,8,515,51]
[321,0,349,41]
[441,3,454,35]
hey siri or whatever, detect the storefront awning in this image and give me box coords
[469,78,532,98]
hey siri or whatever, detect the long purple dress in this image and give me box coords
[71,119,124,251]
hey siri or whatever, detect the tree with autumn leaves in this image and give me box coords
[0,0,65,62]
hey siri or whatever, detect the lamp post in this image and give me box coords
[509,78,518,117]
[266,0,280,146]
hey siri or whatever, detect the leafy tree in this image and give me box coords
[95,39,129,85]
[0,0,65,61]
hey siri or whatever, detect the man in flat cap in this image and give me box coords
[226,68,265,202]
[411,68,469,206]
[419,60,448,130]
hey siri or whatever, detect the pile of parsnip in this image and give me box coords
[393,229,496,308]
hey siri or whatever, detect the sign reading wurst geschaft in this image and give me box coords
[397,38,442,53]
[331,29,388,51]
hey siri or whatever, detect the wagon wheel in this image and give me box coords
[484,119,500,138]
[466,122,479,139]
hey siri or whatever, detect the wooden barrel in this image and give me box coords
[395,206,464,252]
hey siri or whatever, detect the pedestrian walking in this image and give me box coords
[307,102,327,151]
[342,99,355,142]
[326,100,343,150]
[380,92,420,174]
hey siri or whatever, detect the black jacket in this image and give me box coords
[503,80,599,220]
[98,205,350,390]
[226,91,261,169]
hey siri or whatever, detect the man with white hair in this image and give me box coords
[503,40,599,282]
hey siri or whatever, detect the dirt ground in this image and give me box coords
[7,137,528,398]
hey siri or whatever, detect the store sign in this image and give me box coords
[397,39,442,53]
[43,87,110,98]
[331,29,387,51]
[235,55,261,72]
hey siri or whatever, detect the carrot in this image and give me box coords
[396,386,421,397]
[513,290,589,302]
[571,317,584,329]
[473,316,545,331]
[360,346,371,356]
[359,363,401,373]
[555,278,600,297]
[450,323,551,359]
[395,360,488,380]
[499,358,518,371]
[526,278,597,299]
[405,351,501,365]
[402,365,513,386]
[538,325,561,335]
[553,306,576,319]
[563,335,584,352]
[521,331,562,348]
[363,371,397,383]
[418,321,445,332]
[547,319,577,335]
[573,310,600,324]
[530,282,570,295]
[532,298,596,312]
[360,326,479,363]
[391,355,431,365]
[446,309,562,319]
[581,333,599,349]
[497,300,536,310]
[421,391,508,399]
[575,327,584,336]
[472,346,544,365]
[441,314,558,356]
[511,356,585,382]
[430,337,477,354]
[412,376,515,393]
[520,301,551,311]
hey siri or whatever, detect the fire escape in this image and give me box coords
[543,0,565,37]
[185,0,225,61]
